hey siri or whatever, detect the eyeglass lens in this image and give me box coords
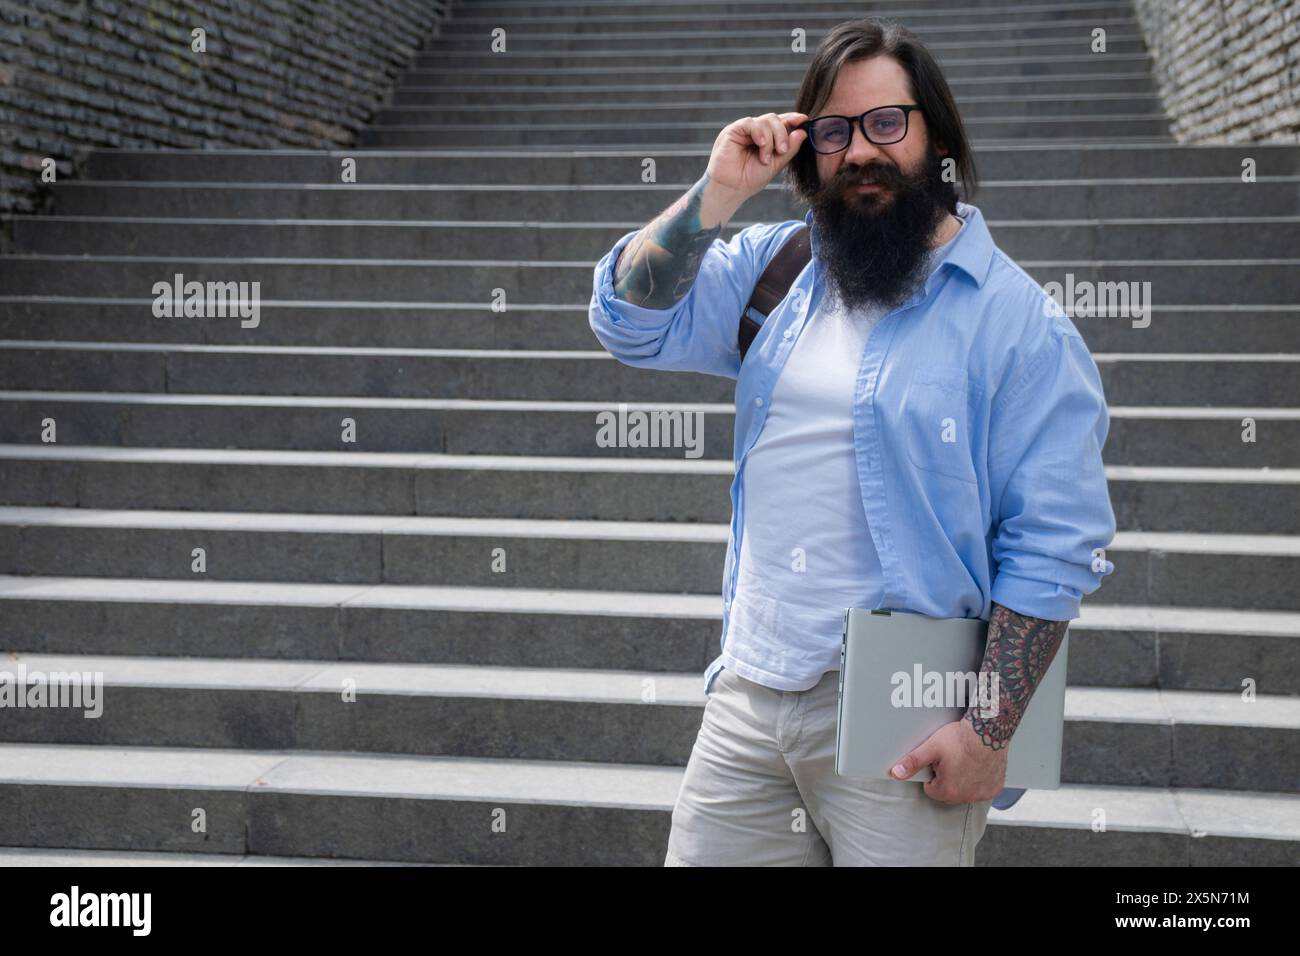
[809,108,908,151]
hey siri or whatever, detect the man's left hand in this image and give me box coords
[889,718,1007,804]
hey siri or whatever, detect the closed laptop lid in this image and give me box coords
[835,608,1067,790]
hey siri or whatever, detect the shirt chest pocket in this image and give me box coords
[902,366,980,484]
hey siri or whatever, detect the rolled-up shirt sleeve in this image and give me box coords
[988,326,1117,621]
[587,220,794,380]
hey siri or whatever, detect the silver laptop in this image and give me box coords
[835,607,1067,789]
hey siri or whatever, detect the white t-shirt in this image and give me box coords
[718,217,965,692]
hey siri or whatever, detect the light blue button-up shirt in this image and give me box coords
[588,200,1116,806]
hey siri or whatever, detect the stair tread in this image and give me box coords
[4,390,1300,416]
[2,574,1298,634]
[5,340,1300,361]
[3,651,1298,724]
[0,741,1295,837]
[3,505,1300,554]
[3,444,1299,484]
[0,847,452,866]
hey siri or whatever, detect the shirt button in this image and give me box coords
[783,329,792,338]
[755,397,764,406]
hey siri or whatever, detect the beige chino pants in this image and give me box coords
[665,665,993,866]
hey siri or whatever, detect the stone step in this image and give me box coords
[418,25,1149,54]
[0,507,1296,610]
[457,0,1135,17]
[79,142,1290,185]
[410,39,1144,65]
[389,75,1160,104]
[451,0,1139,25]
[0,842,452,868]
[2,575,1294,693]
[2,341,1296,408]
[374,95,1164,126]
[0,846,452,865]
[2,255,1294,306]
[433,14,1142,43]
[0,742,1293,864]
[21,216,1298,262]
[42,180,1299,222]
[1,444,1294,535]
[357,116,1173,147]
[18,215,1293,263]
[0,651,1294,792]
[392,52,1159,87]
[402,45,1151,71]
[0,392,1293,465]
[0,300,1291,354]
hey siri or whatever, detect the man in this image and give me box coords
[587,18,1116,866]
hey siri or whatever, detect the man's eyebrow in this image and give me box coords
[817,102,893,114]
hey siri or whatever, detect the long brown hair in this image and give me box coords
[785,18,978,205]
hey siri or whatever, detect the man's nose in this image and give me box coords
[843,122,886,165]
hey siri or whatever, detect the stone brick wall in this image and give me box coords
[1133,0,1300,143]
[0,0,450,213]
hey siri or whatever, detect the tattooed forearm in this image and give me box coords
[611,173,724,310]
[963,601,1068,750]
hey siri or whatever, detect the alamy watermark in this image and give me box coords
[152,272,260,328]
[891,665,1001,718]
[1042,272,1151,328]
[50,886,150,935]
[595,403,704,458]
[0,663,103,718]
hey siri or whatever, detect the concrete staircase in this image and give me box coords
[0,0,1297,865]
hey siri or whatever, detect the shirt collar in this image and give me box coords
[803,199,994,291]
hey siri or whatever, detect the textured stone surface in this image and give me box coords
[0,0,449,213]
[1134,0,1300,143]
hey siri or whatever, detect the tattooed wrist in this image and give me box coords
[964,601,1068,750]
[611,173,724,309]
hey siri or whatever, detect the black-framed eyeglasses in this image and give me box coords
[799,105,923,153]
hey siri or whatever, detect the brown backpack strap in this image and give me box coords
[739,224,811,361]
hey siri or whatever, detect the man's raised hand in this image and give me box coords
[705,112,809,205]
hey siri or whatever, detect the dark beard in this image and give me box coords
[807,143,958,314]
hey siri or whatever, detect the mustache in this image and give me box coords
[835,163,910,190]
